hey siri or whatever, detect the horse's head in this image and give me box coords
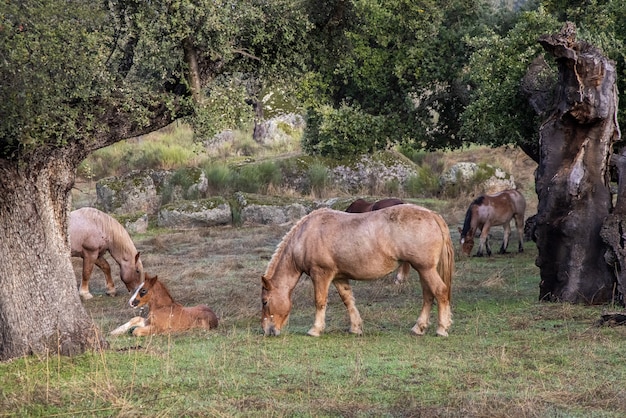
[261,275,291,336]
[121,252,145,293]
[458,227,474,256]
[129,273,158,308]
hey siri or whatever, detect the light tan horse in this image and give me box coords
[69,207,144,299]
[345,197,409,284]
[261,205,454,337]
[458,189,526,257]
[110,273,219,336]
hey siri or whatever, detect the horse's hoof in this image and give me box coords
[349,327,363,336]
[79,292,93,300]
[411,325,426,336]
[306,328,321,337]
[436,329,449,337]
[106,291,117,297]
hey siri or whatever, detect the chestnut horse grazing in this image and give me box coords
[345,198,408,284]
[110,273,219,336]
[261,205,454,337]
[69,207,144,299]
[458,189,526,257]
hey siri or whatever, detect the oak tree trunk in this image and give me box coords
[534,23,620,304]
[0,150,105,360]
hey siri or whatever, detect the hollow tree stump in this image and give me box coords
[534,22,620,304]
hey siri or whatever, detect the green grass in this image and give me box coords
[2,226,626,417]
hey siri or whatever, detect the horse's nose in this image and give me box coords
[267,326,280,337]
[130,298,139,308]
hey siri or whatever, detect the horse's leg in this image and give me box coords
[79,252,98,300]
[477,225,491,257]
[499,222,512,254]
[110,316,145,336]
[515,215,525,253]
[394,262,410,284]
[412,273,434,336]
[413,268,452,337]
[94,256,116,296]
[132,325,156,336]
[308,273,334,337]
[333,278,363,335]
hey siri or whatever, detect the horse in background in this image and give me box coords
[458,189,526,257]
[345,198,405,213]
[69,207,144,299]
[261,205,454,338]
[110,273,219,336]
[345,198,408,284]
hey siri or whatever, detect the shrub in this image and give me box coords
[302,104,390,158]
[404,166,440,197]
[254,161,283,193]
[160,167,205,204]
[307,163,332,197]
[203,163,234,195]
[233,166,263,193]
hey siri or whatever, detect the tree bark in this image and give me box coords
[0,149,106,360]
[534,23,620,304]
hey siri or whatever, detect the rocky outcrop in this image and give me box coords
[439,162,516,194]
[157,198,232,228]
[96,170,171,215]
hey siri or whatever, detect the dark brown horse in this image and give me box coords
[261,205,454,337]
[345,198,408,283]
[458,189,526,257]
[110,273,218,336]
[345,198,405,213]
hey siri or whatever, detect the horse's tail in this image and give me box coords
[434,214,454,301]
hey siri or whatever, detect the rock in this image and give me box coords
[241,203,308,225]
[124,213,149,234]
[439,162,480,186]
[440,162,516,194]
[157,198,231,228]
[331,153,417,194]
[255,114,305,145]
[96,170,171,215]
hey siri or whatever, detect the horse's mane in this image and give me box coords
[151,277,177,305]
[82,208,137,256]
[461,196,485,236]
[472,195,485,206]
[264,208,333,278]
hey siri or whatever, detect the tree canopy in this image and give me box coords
[0,0,312,161]
[302,0,498,157]
[300,0,626,161]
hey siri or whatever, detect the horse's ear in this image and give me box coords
[457,227,462,234]
[145,273,157,285]
[135,252,141,263]
[262,275,272,291]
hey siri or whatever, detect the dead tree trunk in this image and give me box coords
[535,23,620,304]
[600,153,626,304]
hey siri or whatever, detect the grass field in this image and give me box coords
[2,216,626,417]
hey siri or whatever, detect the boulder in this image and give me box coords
[439,162,516,194]
[439,162,479,186]
[96,170,171,215]
[241,203,309,225]
[157,198,231,228]
[233,192,315,226]
[124,213,149,234]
